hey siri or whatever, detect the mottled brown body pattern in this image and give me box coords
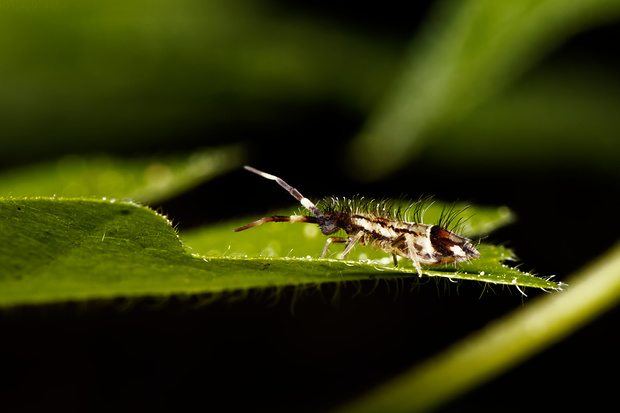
[234,166,480,276]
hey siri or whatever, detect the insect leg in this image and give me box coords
[390,235,407,267]
[321,237,349,258]
[340,231,363,258]
[404,233,424,277]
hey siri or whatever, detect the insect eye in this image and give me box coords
[318,215,341,235]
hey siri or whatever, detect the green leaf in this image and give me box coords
[349,0,620,179]
[0,0,398,163]
[183,201,560,291]
[0,198,560,308]
[429,62,620,174]
[1,198,191,306]
[0,145,243,204]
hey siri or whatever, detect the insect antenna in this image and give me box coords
[234,214,318,232]
[243,166,323,217]
[233,166,324,233]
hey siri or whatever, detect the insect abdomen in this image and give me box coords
[349,214,477,266]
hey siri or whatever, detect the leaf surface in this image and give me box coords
[0,198,560,308]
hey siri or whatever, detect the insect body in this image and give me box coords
[234,166,480,276]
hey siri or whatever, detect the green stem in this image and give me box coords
[333,240,620,413]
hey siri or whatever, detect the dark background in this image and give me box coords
[2,1,620,412]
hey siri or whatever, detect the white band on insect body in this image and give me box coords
[301,198,320,215]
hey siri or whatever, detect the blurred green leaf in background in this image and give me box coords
[350,0,620,179]
[2,0,620,412]
[0,145,242,203]
[0,0,399,165]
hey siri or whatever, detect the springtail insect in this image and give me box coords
[234,166,480,276]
